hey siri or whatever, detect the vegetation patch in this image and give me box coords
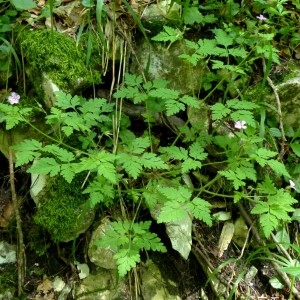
[19,29,101,92]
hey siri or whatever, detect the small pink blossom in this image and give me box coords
[256,14,267,21]
[234,120,247,130]
[7,92,20,105]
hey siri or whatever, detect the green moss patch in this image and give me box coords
[34,175,94,242]
[19,29,101,92]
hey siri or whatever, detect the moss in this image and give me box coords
[19,29,101,93]
[34,174,93,242]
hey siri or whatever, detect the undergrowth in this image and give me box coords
[1,0,300,298]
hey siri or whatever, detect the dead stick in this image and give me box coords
[8,148,26,296]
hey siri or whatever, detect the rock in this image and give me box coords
[0,241,16,265]
[30,170,47,206]
[42,73,60,109]
[233,216,248,248]
[88,218,117,269]
[276,77,300,129]
[140,259,181,300]
[165,214,192,260]
[76,268,127,300]
[33,175,95,242]
[150,204,192,259]
[19,29,101,101]
[141,0,182,35]
[130,40,207,95]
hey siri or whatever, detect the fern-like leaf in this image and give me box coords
[165,99,185,116]
[141,153,169,170]
[42,145,75,163]
[158,186,191,202]
[180,95,201,109]
[124,73,143,86]
[157,201,188,223]
[60,164,76,183]
[219,169,246,189]
[267,160,290,177]
[151,26,183,43]
[250,148,277,167]
[149,88,179,100]
[181,158,202,173]
[211,103,231,120]
[12,139,42,167]
[123,137,150,154]
[54,91,82,109]
[259,213,278,237]
[118,153,143,179]
[0,104,32,129]
[114,249,140,277]
[28,157,60,177]
[189,143,208,161]
[187,197,212,226]
[159,146,188,161]
[213,28,233,47]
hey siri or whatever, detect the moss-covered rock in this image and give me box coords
[34,175,95,242]
[19,29,101,95]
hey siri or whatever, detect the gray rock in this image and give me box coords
[140,259,181,300]
[76,268,127,300]
[88,218,117,269]
[0,241,16,265]
[130,40,207,95]
[276,77,300,129]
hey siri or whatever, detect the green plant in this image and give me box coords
[2,2,300,294]
[95,220,167,276]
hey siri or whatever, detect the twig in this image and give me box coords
[262,59,287,159]
[270,232,293,264]
[8,147,26,296]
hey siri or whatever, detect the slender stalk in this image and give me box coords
[8,147,25,296]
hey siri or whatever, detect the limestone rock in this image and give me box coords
[88,218,117,269]
[276,77,300,129]
[140,259,181,300]
[141,0,182,35]
[130,40,207,95]
[76,268,127,300]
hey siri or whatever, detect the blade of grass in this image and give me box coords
[122,0,149,45]
[0,37,21,71]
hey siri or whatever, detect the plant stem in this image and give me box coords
[8,146,25,296]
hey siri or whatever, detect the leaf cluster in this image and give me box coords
[159,142,208,173]
[95,220,167,276]
[114,73,201,116]
[211,99,259,127]
[251,177,297,237]
[155,185,212,226]
[46,91,114,137]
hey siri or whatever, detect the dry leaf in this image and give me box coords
[217,222,234,257]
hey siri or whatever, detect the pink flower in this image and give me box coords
[7,92,20,105]
[234,120,247,130]
[256,14,267,21]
